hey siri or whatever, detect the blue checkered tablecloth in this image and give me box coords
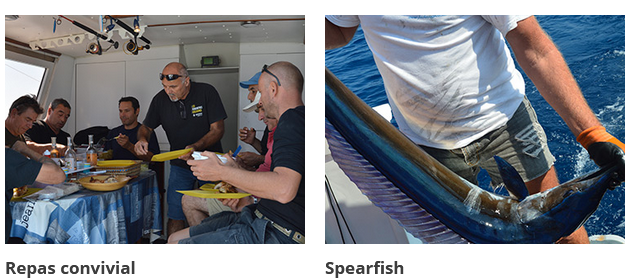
[10,171,162,244]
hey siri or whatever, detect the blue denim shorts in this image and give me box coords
[167,164,209,220]
[178,206,296,244]
[420,97,555,186]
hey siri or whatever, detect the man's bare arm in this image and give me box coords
[506,16,601,136]
[188,120,225,151]
[325,18,358,50]
[134,124,154,155]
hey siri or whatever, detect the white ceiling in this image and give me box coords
[5,15,305,58]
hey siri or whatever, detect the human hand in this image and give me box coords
[178,145,195,160]
[134,140,149,155]
[577,126,625,183]
[236,152,264,169]
[220,195,254,212]
[239,127,256,144]
[220,198,240,212]
[116,134,132,149]
[188,151,231,181]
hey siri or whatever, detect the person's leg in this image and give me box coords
[167,227,191,244]
[480,97,588,243]
[166,165,197,235]
[182,195,210,227]
[177,207,285,244]
[524,166,589,244]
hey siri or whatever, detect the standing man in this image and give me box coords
[24,98,72,152]
[325,15,625,243]
[105,96,160,161]
[135,62,227,236]
[169,61,305,244]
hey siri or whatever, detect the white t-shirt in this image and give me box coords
[327,15,531,149]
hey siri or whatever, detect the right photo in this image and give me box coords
[324,15,624,244]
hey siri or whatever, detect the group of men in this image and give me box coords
[5,61,305,245]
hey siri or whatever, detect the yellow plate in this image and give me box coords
[151,148,193,162]
[177,190,251,199]
[11,188,42,202]
[97,160,136,167]
[78,175,131,191]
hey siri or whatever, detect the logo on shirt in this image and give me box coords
[191,105,203,117]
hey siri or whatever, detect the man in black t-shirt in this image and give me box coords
[24,98,72,153]
[169,61,305,244]
[105,96,160,161]
[135,62,227,236]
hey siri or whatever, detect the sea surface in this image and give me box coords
[325,15,625,238]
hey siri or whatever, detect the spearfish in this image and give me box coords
[325,67,623,243]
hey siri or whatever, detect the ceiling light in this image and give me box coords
[241,21,261,28]
[133,16,140,33]
[5,15,19,21]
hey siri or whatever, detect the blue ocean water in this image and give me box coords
[325,15,625,238]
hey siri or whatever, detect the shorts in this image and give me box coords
[179,206,296,244]
[206,198,232,216]
[420,97,555,187]
[167,164,210,220]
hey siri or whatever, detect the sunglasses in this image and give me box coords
[177,100,187,120]
[261,64,281,86]
[159,73,186,81]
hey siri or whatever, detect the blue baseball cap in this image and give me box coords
[239,72,261,89]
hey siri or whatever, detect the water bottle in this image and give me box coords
[65,137,77,171]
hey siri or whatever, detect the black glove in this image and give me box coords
[587,142,625,185]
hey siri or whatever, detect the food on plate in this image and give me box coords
[89,175,120,183]
[214,181,237,193]
[13,185,28,198]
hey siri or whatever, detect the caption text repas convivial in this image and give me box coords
[5,261,135,278]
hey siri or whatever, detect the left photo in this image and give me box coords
[6,15,305,244]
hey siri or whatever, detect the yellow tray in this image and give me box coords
[97,160,136,167]
[151,148,193,162]
[177,190,251,199]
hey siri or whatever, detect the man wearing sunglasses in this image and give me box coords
[169,61,305,244]
[135,62,227,236]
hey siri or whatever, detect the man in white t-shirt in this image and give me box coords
[326,15,624,244]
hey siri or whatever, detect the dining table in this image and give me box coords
[9,170,162,244]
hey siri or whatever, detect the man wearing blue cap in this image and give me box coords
[240,72,261,105]
[237,72,266,169]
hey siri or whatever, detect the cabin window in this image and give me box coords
[4,59,46,116]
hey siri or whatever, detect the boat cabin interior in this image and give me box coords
[5,15,305,241]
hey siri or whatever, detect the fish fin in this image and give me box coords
[494,156,529,201]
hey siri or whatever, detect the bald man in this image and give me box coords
[135,62,227,236]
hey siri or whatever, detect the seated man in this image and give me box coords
[6,95,44,149]
[24,98,72,153]
[6,141,66,243]
[182,104,278,226]
[169,61,304,244]
[236,72,265,170]
[105,96,160,161]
